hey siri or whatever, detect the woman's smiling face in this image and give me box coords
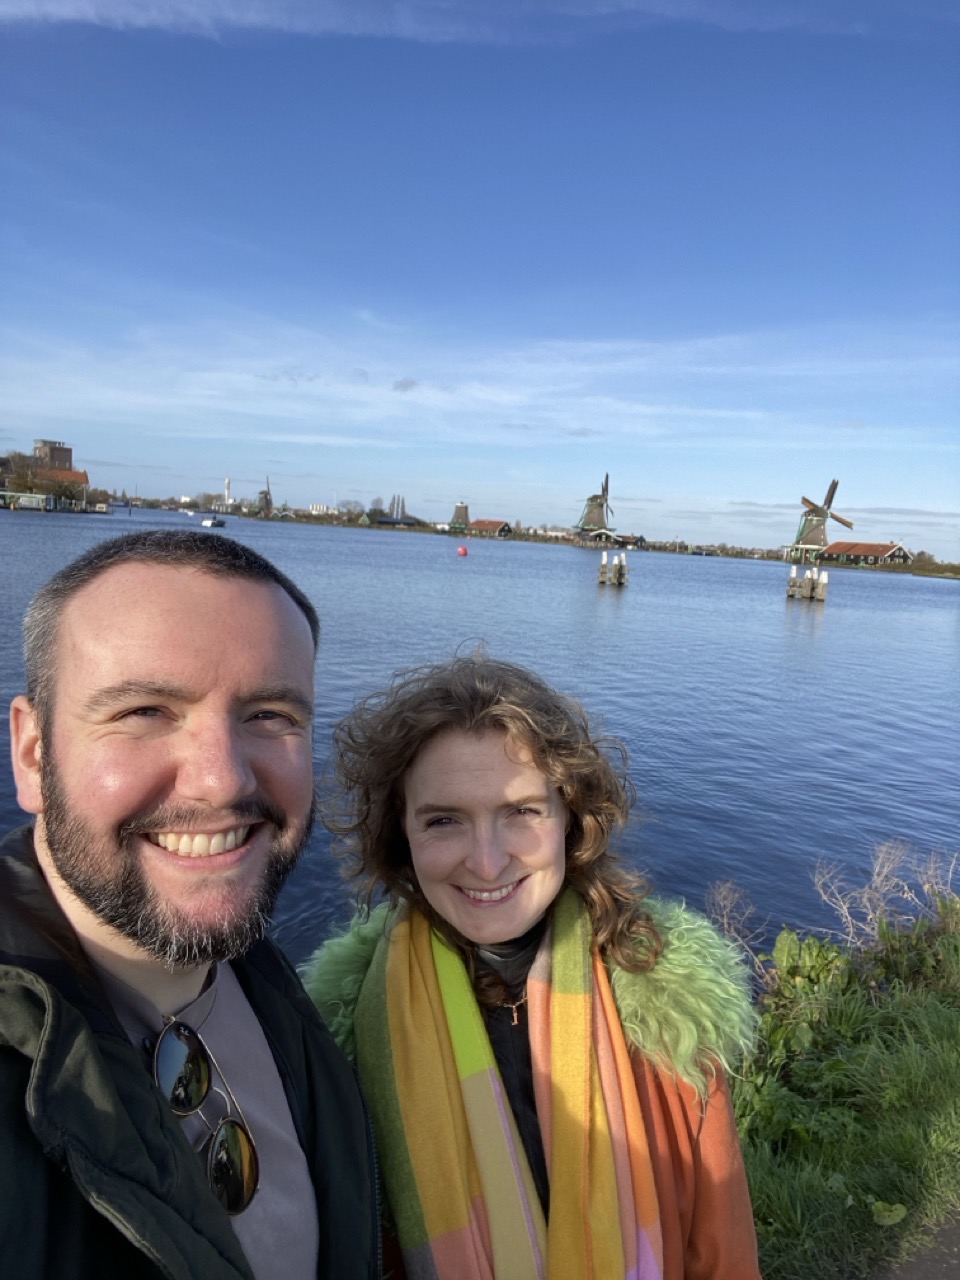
[402,728,568,945]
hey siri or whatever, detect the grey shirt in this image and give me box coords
[97,961,320,1280]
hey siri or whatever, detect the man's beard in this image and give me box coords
[39,757,314,969]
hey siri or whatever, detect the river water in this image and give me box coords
[1,508,957,964]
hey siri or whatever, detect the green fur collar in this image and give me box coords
[302,906,389,1065]
[301,897,756,1093]
[606,897,757,1091]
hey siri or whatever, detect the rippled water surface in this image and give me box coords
[1,509,957,964]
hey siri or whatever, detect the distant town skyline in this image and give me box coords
[0,435,941,559]
[1,3,957,559]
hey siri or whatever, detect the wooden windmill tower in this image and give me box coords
[787,479,853,563]
[575,473,615,538]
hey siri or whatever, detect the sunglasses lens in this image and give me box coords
[154,1021,211,1116]
[205,1118,260,1215]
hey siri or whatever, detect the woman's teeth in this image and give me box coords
[148,826,250,857]
[460,881,519,902]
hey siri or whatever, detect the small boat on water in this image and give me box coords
[201,517,225,528]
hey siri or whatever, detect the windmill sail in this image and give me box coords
[790,479,853,560]
[576,473,615,532]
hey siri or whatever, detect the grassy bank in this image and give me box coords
[713,848,960,1279]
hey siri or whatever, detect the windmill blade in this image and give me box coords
[823,478,839,508]
[831,512,855,529]
[801,497,821,512]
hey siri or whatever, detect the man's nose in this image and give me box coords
[174,719,257,808]
[463,823,511,881]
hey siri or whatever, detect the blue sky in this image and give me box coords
[1,2,958,556]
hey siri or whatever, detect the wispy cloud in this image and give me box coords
[855,505,960,519]
[730,499,803,512]
[83,456,182,473]
[1,298,957,554]
[1,0,956,40]
[2,304,956,458]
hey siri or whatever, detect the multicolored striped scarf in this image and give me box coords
[353,888,664,1280]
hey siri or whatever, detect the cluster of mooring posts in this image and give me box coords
[787,563,829,601]
[598,549,628,586]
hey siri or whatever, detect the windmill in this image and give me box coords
[576,473,615,537]
[788,479,853,563]
[257,476,274,518]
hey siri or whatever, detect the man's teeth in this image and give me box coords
[460,882,518,903]
[149,826,250,857]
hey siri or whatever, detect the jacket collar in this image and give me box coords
[0,825,122,1036]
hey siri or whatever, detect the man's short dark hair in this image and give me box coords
[24,530,320,733]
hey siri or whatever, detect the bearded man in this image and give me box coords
[0,531,379,1280]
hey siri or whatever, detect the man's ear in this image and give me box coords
[10,696,44,815]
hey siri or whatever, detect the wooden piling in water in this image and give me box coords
[600,550,628,586]
[787,564,828,602]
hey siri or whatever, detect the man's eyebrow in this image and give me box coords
[82,680,314,718]
[248,685,315,718]
[82,681,191,714]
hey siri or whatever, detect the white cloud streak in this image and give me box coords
[2,301,957,554]
[2,306,956,455]
[0,0,956,39]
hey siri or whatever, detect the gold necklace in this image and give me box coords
[501,989,527,1026]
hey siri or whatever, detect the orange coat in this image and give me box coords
[633,1059,761,1279]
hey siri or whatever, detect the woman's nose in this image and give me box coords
[463,824,511,880]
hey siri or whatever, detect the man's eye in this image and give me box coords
[249,709,296,726]
[122,706,162,719]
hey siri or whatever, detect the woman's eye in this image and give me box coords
[424,816,455,829]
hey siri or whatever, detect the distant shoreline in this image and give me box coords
[3,501,956,577]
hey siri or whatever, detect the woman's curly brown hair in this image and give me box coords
[323,652,661,973]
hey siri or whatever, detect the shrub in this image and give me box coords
[713,847,960,1279]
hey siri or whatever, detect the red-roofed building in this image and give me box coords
[32,467,90,489]
[468,519,512,538]
[820,541,913,566]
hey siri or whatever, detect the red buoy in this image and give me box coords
[457,546,468,556]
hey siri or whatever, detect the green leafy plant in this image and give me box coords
[713,847,960,1279]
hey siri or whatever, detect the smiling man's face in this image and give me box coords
[10,561,317,967]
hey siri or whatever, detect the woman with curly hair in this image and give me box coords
[303,654,761,1280]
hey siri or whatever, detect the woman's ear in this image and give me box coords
[10,696,44,815]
